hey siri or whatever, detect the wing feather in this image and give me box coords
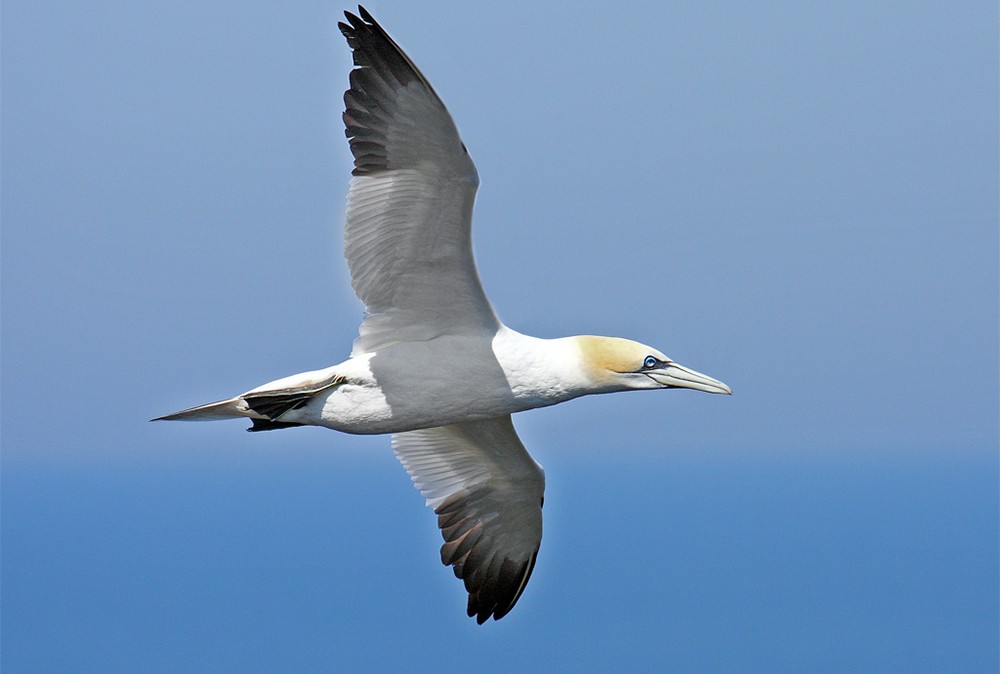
[392,416,544,623]
[339,8,498,354]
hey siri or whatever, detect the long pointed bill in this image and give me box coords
[646,361,733,394]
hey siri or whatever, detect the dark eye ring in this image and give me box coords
[643,356,658,369]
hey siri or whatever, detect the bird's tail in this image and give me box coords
[152,372,345,430]
[151,398,249,422]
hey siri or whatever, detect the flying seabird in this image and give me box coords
[155,6,731,624]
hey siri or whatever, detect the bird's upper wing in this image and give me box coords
[392,416,544,623]
[339,8,499,355]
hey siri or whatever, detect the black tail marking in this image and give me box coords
[248,419,307,433]
[242,375,346,423]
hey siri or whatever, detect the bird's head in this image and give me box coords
[573,336,732,395]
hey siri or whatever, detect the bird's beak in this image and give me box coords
[646,361,732,395]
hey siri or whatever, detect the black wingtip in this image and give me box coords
[461,557,537,624]
[357,5,375,24]
[340,8,363,37]
[343,5,375,29]
[467,596,492,625]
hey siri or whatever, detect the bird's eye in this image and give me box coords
[643,356,658,369]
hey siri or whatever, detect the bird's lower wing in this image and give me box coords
[392,416,545,623]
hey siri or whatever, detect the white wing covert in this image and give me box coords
[392,416,544,623]
[339,9,499,354]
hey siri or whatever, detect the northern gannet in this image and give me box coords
[155,6,731,624]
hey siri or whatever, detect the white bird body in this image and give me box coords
[201,328,722,435]
[155,6,730,624]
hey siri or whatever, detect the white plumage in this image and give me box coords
[155,6,730,624]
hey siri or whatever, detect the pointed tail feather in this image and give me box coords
[153,373,345,425]
[151,398,251,422]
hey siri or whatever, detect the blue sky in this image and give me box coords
[3,1,997,671]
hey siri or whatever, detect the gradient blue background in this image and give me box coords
[3,1,997,671]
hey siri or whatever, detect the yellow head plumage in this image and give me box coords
[572,336,667,386]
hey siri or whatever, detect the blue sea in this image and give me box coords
[4,446,996,673]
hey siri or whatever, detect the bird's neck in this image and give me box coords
[491,328,608,408]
